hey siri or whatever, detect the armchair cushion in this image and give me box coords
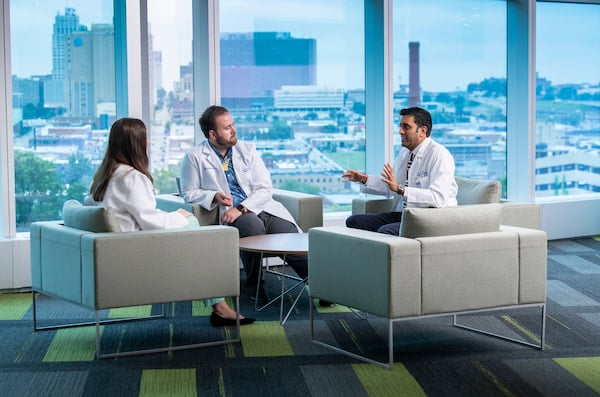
[62,200,121,233]
[455,176,501,204]
[399,203,502,238]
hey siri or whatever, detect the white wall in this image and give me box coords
[0,238,30,290]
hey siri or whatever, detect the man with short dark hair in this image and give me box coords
[180,105,307,305]
[343,107,458,235]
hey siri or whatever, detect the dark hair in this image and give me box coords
[90,117,152,201]
[199,105,230,138]
[400,107,433,137]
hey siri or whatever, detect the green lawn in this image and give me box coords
[326,151,366,171]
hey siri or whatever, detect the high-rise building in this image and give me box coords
[45,7,86,109]
[409,41,420,107]
[68,24,115,117]
[220,32,317,109]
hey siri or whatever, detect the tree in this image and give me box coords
[14,151,63,227]
[436,93,452,103]
[279,179,320,195]
[61,153,95,203]
[352,101,366,116]
[153,167,179,194]
[557,87,578,101]
[454,95,466,117]
[269,120,293,139]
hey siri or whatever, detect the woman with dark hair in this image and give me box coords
[89,117,254,326]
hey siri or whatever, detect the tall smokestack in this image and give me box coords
[409,42,420,107]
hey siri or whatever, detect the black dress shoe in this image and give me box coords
[318,299,334,307]
[209,312,255,327]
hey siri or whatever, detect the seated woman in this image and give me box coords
[88,117,254,327]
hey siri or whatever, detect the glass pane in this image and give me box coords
[393,0,507,192]
[536,2,600,198]
[219,1,365,213]
[10,1,115,231]
[147,0,193,195]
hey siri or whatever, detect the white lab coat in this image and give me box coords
[179,139,299,229]
[362,138,458,211]
[94,164,189,232]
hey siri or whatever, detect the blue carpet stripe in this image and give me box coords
[547,280,600,306]
[549,254,600,274]
[577,312,600,328]
[0,371,89,397]
[549,240,596,253]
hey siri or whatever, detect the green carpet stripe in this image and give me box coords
[192,300,212,316]
[0,293,32,320]
[192,297,234,316]
[554,357,600,393]
[501,314,550,348]
[473,360,516,397]
[139,368,197,397]
[224,328,237,358]
[108,305,152,319]
[43,326,98,362]
[240,321,293,357]
[352,362,426,396]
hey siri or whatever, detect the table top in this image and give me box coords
[239,233,308,255]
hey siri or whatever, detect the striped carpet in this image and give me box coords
[1,236,600,396]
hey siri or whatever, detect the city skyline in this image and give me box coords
[9,1,600,95]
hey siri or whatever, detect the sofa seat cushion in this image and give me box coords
[62,200,121,232]
[400,203,502,238]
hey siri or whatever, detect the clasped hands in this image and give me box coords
[214,191,242,225]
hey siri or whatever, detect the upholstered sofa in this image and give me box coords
[308,178,547,368]
[30,200,241,358]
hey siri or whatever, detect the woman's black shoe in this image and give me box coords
[209,312,256,327]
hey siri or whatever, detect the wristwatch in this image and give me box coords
[236,204,247,214]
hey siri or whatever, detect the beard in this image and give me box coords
[215,134,237,148]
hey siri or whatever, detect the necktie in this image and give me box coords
[403,152,414,208]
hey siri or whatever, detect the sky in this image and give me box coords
[9,0,600,93]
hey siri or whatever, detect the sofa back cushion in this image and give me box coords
[456,176,501,205]
[62,199,121,232]
[399,203,502,238]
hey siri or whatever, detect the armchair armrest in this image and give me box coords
[273,189,323,231]
[500,201,540,229]
[308,226,421,318]
[156,193,219,225]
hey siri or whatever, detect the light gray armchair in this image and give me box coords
[309,177,547,368]
[30,200,241,358]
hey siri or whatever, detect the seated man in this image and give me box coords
[179,105,307,305]
[343,107,458,235]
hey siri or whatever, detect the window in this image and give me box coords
[535,1,600,198]
[219,0,365,212]
[10,1,115,231]
[393,0,507,187]
[146,0,193,195]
